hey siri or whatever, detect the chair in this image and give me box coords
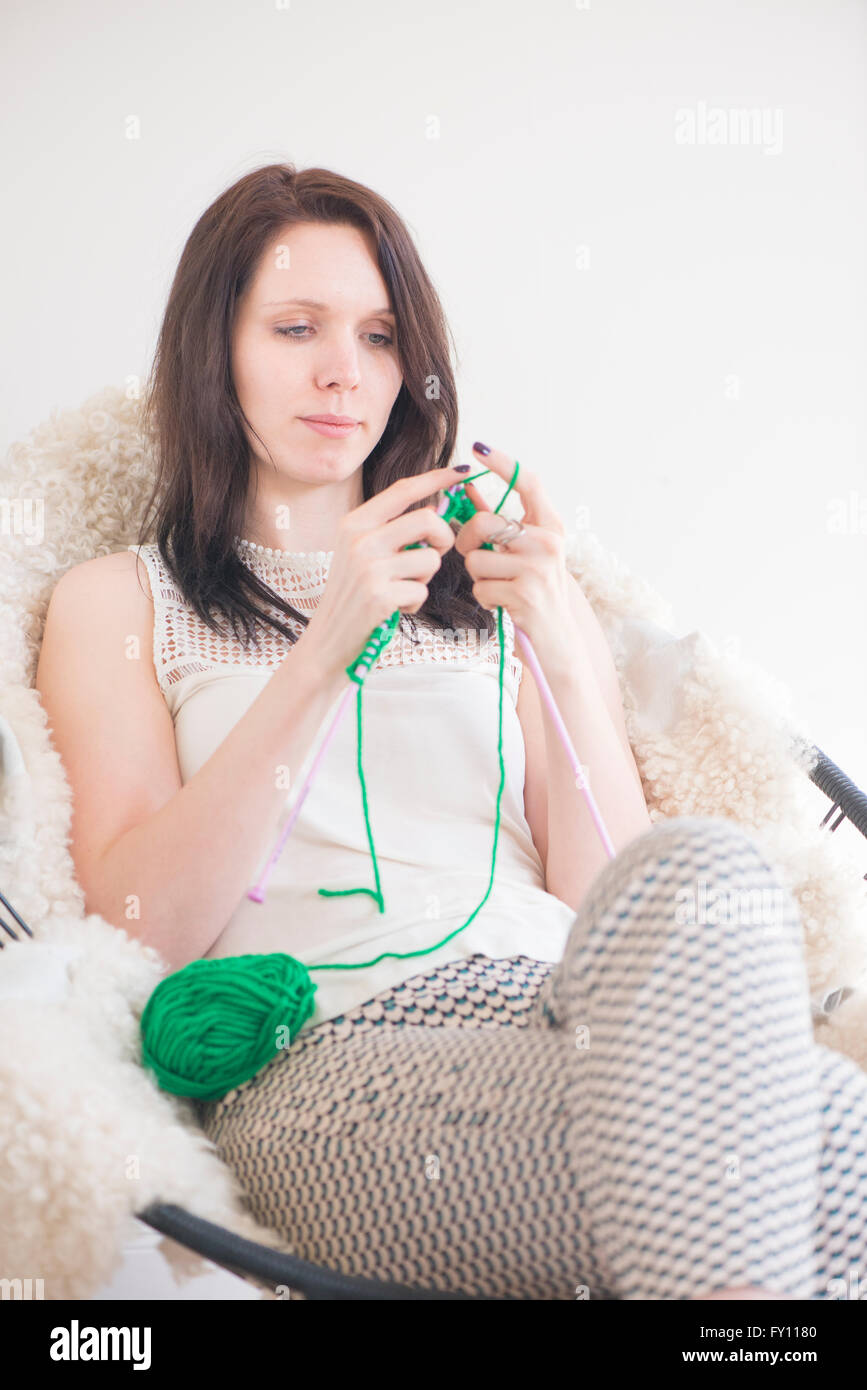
[3,384,866,1300]
[138,739,867,1299]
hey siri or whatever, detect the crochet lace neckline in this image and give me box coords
[234,536,334,567]
[134,538,522,693]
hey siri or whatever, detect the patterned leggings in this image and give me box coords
[198,816,867,1300]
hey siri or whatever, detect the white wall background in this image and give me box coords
[3,0,865,786]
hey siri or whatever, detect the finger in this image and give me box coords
[452,494,534,558]
[447,479,490,556]
[463,479,492,513]
[452,478,538,557]
[471,443,564,532]
[383,506,457,557]
[354,465,470,528]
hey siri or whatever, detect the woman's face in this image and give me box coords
[230,220,404,488]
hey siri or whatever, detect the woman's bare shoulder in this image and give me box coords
[41,549,157,685]
[52,546,154,608]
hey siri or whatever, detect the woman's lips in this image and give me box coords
[300,418,359,438]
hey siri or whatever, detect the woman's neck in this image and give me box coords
[242,460,364,553]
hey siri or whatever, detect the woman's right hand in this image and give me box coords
[299,465,469,678]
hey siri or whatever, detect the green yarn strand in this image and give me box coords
[316,459,520,918]
[310,602,507,972]
[317,679,386,912]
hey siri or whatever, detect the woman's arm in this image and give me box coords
[515,579,651,910]
[562,571,646,798]
[35,551,347,972]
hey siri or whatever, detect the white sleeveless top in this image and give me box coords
[128,538,578,1036]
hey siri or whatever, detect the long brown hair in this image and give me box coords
[135,162,497,651]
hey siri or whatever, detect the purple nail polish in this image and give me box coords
[472,442,491,456]
[455,463,471,473]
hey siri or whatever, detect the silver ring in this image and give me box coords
[489,518,525,551]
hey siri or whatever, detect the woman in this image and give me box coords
[35,163,867,1301]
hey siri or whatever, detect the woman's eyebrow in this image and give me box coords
[262,297,395,318]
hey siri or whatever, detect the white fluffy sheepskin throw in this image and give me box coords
[1,384,865,1300]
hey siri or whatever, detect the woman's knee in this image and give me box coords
[571,814,776,935]
[615,813,771,875]
[550,813,803,1016]
[598,814,795,939]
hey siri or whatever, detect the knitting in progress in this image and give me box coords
[140,463,616,1101]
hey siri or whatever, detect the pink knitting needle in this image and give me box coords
[449,481,615,861]
[248,682,355,902]
[511,625,615,859]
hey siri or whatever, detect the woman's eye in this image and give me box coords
[274,326,393,348]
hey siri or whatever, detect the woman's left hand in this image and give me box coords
[452,442,575,648]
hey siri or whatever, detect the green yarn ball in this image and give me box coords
[140,953,317,1102]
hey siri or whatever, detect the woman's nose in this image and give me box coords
[315,335,363,388]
